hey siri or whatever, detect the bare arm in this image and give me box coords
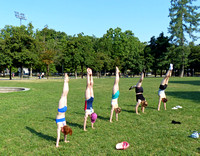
[56,126,61,147]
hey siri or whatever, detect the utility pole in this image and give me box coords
[14,11,27,26]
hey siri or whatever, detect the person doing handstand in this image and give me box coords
[158,64,173,111]
[129,72,148,114]
[110,67,121,122]
[56,73,72,147]
[83,68,97,131]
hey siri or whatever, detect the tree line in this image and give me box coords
[0,0,200,79]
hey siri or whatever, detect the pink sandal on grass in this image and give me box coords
[116,141,129,150]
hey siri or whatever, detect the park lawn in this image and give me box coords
[0,77,199,155]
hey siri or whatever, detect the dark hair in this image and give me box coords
[162,98,168,103]
[114,107,121,114]
[62,126,72,135]
[141,101,148,107]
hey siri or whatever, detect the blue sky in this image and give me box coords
[0,0,200,44]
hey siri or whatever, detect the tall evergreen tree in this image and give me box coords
[168,0,200,77]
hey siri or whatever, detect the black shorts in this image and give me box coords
[136,94,145,102]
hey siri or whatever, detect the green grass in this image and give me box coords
[0,77,199,155]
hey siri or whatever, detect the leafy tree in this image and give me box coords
[36,26,59,79]
[99,28,144,75]
[155,33,171,76]
[97,34,114,75]
[0,31,13,78]
[168,0,200,77]
[148,33,171,77]
[63,33,95,78]
[188,42,200,75]
[76,33,95,78]
[148,36,159,77]
[0,24,38,79]
[121,30,144,75]
[54,32,69,75]
[143,45,153,77]
[167,44,190,76]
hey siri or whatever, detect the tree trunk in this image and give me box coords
[21,66,23,80]
[3,69,5,77]
[97,71,100,78]
[9,66,12,80]
[179,64,184,77]
[75,68,77,79]
[62,63,64,77]
[154,70,157,77]
[30,64,32,78]
[143,69,146,77]
[81,65,84,79]
[47,64,49,79]
[104,69,106,77]
[160,69,163,77]
[192,68,194,76]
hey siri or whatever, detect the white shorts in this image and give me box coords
[85,108,94,115]
[158,89,166,98]
[111,99,118,108]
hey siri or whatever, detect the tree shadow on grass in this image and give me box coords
[197,147,200,153]
[146,106,157,110]
[72,111,84,116]
[170,80,200,86]
[167,91,200,103]
[122,109,135,113]
[97,115,110,121]
[26,126,56,142]
[67,122,83,129]
[123,104,134,107]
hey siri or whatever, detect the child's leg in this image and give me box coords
[136,72,144,87]
[110,106,114,122]
[142,106,145,113]
[161,66,172,85]
[64,134,69,143]
[113,67,119,94]
[90,74,94,98]
[91,122,95,129]
[85,73,91,100]
[158,96,162,111]
[115,112,118,121]
[83,113,88,131]
[135,100,141,114]
[164,102,167,110]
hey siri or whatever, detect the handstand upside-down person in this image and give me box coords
[56,73,72,147]
[158,64,173,111]
[84,68,97,131]
[110,67,121,122]
[129,72,148,115]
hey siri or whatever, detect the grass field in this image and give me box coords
[0,76,199,155]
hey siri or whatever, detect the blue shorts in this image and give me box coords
[56,117,66,124]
